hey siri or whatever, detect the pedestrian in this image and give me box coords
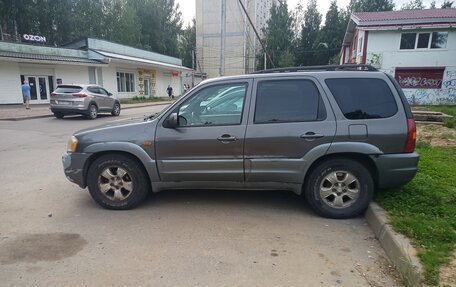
[21,80,31,109]
[166,85,174,99]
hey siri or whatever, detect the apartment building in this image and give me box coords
[196,0,277,78]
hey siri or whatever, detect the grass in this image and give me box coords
[428,105,456,129]
[375,144,456,285]
[119,96,173,104]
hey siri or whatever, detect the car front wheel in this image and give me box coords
[87,154,150,209]
[305,158,374,219]
[111,102,121,116]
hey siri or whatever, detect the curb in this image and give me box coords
[0,102,172,121]
[365,202,423,287]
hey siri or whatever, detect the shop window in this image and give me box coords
[417,33,430,48]
[400,31,448,50]
[400,33,416,49]
[431,32,448,49]
[116,72,135,93]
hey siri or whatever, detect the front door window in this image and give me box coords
[177,83,247,126]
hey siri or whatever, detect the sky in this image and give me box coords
[175,0,447,26]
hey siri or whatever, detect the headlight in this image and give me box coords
[67,135,78,152]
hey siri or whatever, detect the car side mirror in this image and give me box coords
[163,113,178,128]
[108,92,113,96]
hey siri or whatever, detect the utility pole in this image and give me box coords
[238,0,275,69]
[220,0,226,76]
[264,53,267,70]
[191,47,195,87]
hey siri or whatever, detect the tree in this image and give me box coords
[257,1,295,69]
[0,0,36,41]
[104,0,141,47]
[429,1,437,8]
[296,0,322,66]
[178,18,196,68]
[401,0,425,10]
[316,1,347,65]
[441,1,454,8]
[132,0,183,56]
[349,0,395,12]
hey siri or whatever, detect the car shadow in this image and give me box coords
[141,189,313,215]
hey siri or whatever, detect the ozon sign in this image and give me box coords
[22,34,46,43]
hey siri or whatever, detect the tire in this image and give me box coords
[111,102,121,116]
[87,154,150,210]
[86,104,98,119]
[304,158,374,219]
[54,112,64,119]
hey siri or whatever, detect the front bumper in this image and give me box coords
[62,152,91,188]
[374,152,419,189]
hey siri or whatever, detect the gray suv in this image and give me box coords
[62,65,418,218]
[50,84,121,119]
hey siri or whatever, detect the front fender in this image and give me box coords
[84,142,159,182]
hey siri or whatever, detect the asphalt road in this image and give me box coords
[0,105,402,287]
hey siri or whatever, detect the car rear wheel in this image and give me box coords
[54,112,64,119]
[87,154,150,210]
[111,102,121,116]
[304,158,374,219]
[87,104,98,119]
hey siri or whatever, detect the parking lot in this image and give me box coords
[0,105,402,286]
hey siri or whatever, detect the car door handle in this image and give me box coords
[217,134,238,143]
[300,132,324,140]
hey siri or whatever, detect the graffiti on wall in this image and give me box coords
[401,68,456,105]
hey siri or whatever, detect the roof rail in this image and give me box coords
[252,64,378,74]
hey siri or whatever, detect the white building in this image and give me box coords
[341,9,456,105]
[0,38,192,105]
[196,0,277,78]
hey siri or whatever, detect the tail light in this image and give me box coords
[72,92,87,98]
[51,92,56,97]
[405,118,416,153]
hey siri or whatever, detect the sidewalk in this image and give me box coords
[0,101,173,121]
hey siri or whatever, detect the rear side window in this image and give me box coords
[254,79,326,123]
[325,78,398,120]
[54,85,82,94]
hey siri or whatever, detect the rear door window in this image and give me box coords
[254,79,326,124]
[325,78,398,119]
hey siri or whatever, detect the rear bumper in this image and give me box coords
[374,152,419,189]
[51,105,88,115]
[62,152,91,188]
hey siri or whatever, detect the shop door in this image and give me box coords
[25,76,50,103]
[144,78,151,97]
